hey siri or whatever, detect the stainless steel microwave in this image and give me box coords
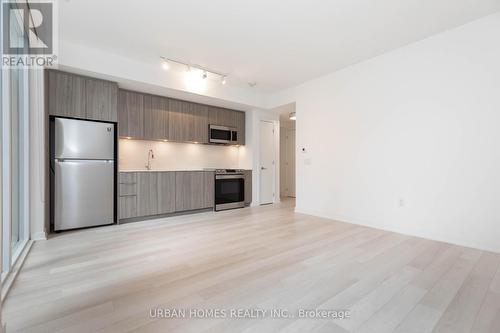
[209,124,238,144]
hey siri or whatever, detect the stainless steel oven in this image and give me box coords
[215,169,245,211]
[209,125,238,144]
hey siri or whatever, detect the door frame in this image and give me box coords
[258,119,279,205]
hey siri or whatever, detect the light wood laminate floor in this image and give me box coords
[3,199,500,332]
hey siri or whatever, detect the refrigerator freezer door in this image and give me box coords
[55,117,114,159]
[54,160,114,231]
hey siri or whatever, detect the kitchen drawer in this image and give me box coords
[119,172,136,184]
[119,195,137,219]
[119,183,137,196]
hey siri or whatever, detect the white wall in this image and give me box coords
[282,12,500,253]
[58,41,267,110]
[119,139,240,171]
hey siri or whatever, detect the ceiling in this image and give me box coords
[59,0,500,93]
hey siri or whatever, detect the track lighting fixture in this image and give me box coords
[160,56,231,86]
[289,112,296,120]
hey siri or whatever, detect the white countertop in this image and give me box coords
[119,169,251,172]
[119,169,212,172]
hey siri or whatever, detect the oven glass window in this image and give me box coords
[215,178,244,204]
[211,128,231,141]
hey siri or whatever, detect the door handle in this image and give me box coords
[261,166,267,170]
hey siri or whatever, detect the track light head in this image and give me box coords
[161,60,170,70]
[221,76,227,85]
[202,71,207,79]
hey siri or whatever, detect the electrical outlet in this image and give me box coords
[398,198,405,207]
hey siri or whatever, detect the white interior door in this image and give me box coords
[260,121,275,204]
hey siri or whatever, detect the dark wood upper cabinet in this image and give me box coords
[168,99,187,142]
[191,103,209,143]
[208,106,237,128]
[144,95,169,140]
[48,70,86,119]
[47,70,118,122]
[118,90,144,138]
[85,78,118,122]
[47,70,244,144]
[235,111,245,145]
[117,89,247,145]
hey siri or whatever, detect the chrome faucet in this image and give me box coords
[145,149,154,170]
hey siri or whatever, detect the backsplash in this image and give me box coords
[119,139,240,171]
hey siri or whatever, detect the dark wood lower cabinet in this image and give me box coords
[244,170,252,205]
[158,172,176,214]
[137,172,159,216]
[119,196,137,219]
[119,171,214,221]
[175,171,207,211]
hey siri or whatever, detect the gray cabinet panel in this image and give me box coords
[85,78,118,122]
[158,172,176,214]
[208,106,237,128]
[118,90,144,138]
[192,103,209,143]
[48,70,86,118]
[168,99,185,142]
[244,170,252,205]
[235,111,245,145]
[119,196,137,219]
[119,172,136,184]
[119,183,137,196]
[203,172,214,208]
[137,172,158,216]
[168,100,207,143]
[175,171,205,211]
[144,95,169,140]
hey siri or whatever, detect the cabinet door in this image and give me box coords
[85,78,118,122]
[175,171,205,211]
[208,106,236,127]
[119,196,137,219]
[144,95,169,140]
[168,99,186,142]
[118,90,144,138]
[158,172,176,214]
[137,172,158,216]
[192,103,209,143]
[48,70,86,118]
[244,170,252,205]
[235,111,245,145]
[203,172,214,208]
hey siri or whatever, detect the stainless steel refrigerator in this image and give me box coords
[52,117,115,231]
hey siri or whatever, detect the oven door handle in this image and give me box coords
[216,175,244,180]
